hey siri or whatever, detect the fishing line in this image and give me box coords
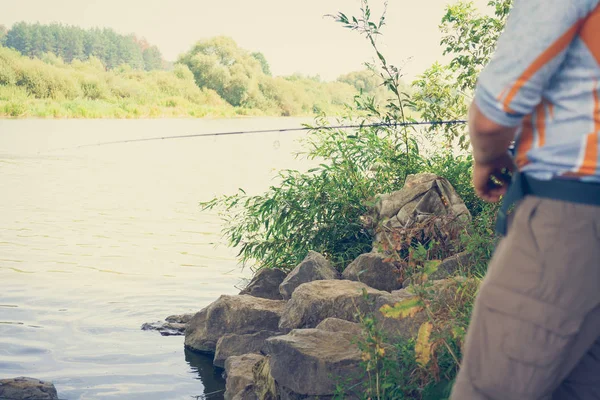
[45,119,467,153]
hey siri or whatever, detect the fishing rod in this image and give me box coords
[46,119,468,152]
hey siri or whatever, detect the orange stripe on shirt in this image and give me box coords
[516,114,534,168]
[536,102,547,147]
[575,82,600,176]
[576,133,599,175]
[580,5,600,65]
[503,21,584,113]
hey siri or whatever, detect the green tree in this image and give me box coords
[4,22,164,70]
[178,36,266,107]
[411,0,513,150]
[0,25,7,45]
[251,51,271,76]
[143,46,163,71]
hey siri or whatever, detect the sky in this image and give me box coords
[0,0,490,82]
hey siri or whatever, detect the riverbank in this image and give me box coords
[151,173,483,400]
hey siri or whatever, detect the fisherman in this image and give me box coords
[449,1,600,399]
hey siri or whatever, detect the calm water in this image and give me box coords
[0,118,317,399]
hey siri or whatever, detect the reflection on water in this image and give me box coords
[0,118,316,399]
[185,349,226,399]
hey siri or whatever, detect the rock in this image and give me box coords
[251,356,278,400]
[342,252,403,291]
[0,377,58,400]
[141,321,187,336]
[240,268,287,300]
[224,354,265,400]
[265,329,363,397]
[375,288,428,341]
[278,280,389,332]
[232,385,259,400]
[427,252,471,281]
[214,331,281,368]
[185,295,286,354]
[279,251,339,300]
[363,173,471,252]
[141,313,194,336]
[316,318,363,338]
[165,313,194,324]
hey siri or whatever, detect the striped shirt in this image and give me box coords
[474,0,600,183]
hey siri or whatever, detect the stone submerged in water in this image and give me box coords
[141,313,194,336]
[0,377,59,400]
[185,295,286,354]
[279,251,340,300]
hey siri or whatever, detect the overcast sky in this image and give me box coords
[0,0,490,82]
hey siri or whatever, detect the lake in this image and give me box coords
[0,118,319,399]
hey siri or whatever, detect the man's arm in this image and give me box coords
[470,0,592,201]
[469,103,517,165]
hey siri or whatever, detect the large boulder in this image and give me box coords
[428,252,471,281]
[214,331,281,368]
[362,173,471,252]
[0,377,58,400]
[224,354,265,400]
[279,251,339,300]
[240,268,287,300]
[375,289,428,341]
[185,295,286,354]
[278,280,389,332]
[342,252,403,291]
[316,318,363,338]
[265,329,362,398]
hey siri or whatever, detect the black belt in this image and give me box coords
[496,171,600,235]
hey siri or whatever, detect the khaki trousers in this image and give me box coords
[450,196,600,400]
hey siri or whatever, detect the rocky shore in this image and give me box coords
[145,173,473,400]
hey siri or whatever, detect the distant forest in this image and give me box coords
[0,21,402,118]
[0,22,164,70]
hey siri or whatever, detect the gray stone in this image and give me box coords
[375,288,428,341]
[316,318,363,338]
[278,280,389,332]
[240,268,287,300]
[185,295,286,354]
[141,321,187,336]
[342,252,403,292]
[0,377,58,400]
[214,331,281,368]
[265,329,363,397]
[224,354,265,400]
[232,385,259,400]
[279,251,339,300]
[251,356,278,400]
[427,252,472,281]
[142,313,194,336]
[165,313,194,324]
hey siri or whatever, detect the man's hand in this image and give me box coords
[473,153,516,202]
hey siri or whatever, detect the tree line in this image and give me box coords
[0,22,164,70]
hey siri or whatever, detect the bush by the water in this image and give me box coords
[0,46,235,118]
[202,0,511,398]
